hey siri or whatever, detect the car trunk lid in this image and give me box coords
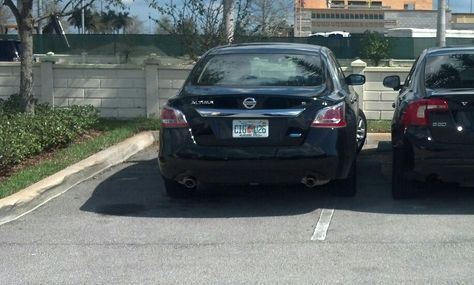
[427,89,474,144]
[177,86,329,147]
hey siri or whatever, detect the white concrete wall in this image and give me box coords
[0,58,411,120]
[0,63,41,101]
[363,67,410,120]
[52,65,147,118]
[0,56,192,119]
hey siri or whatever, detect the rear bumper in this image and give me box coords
[159,157,339,184]
[406,131,474,184]
[158,128,355,185]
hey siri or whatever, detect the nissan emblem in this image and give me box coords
[243,97,257,109]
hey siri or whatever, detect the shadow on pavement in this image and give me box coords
[80,158,329,218]
[340,147,474,215]
[81,146,474,218]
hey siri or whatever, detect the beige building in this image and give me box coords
[452,13,474,30]
[301,0,432,10]
[295,0,436,36]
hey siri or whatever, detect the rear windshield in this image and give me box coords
[193,53,324,87]
[425,53,474,89]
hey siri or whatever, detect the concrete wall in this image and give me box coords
[0,57,409,120]
[0,55,191,118]
[362,66,410,120]
[0,64,41,101]
[347,60,410,120]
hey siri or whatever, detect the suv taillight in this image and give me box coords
[402,98,449,127]
[160,106,189,128]
[311,102,346,128]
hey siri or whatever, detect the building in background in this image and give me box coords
[451,13,474,30]
[294,0,445,36]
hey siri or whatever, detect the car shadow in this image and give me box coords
[80,144,474,218]
[80,158,330,218]
[337,145,474,215]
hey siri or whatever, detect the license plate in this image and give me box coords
[232,120,269,138]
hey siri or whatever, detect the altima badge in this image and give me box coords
[243,97,257,109]
[191,100,214,105]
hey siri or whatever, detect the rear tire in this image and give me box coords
[392,145,416,199]
[163,177,191,198]
[356,110,367,154]
[330,159,357,197]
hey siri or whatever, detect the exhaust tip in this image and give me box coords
[178,176,197,189]
[302,176,318,188]
[301,176,330,188]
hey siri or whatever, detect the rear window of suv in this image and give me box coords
[425,53,474,89]
[193,53,325,87]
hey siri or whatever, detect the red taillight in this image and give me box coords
[160,106,189,128]
[311,102,346,128]
[402,98,449,127]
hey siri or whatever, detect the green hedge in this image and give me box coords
[0,97,98,172]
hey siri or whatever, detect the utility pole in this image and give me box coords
[37,0,42,34]
[299,0,302,36]
[223,0,234,44]
[436,0,446,47]
[81,0,85,34]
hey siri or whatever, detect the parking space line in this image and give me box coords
[311,208,334,241]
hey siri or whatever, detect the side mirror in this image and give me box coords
[345,74,366,86]
[383,75,402,91]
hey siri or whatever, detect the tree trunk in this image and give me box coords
[18,1,35,114]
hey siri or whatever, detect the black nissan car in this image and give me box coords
[159,43,366,197]
[384,47,474,198]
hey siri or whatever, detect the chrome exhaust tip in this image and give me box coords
[301,176,330,188]
[302,176,318,188]
[178,176,197,189]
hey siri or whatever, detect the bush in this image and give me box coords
[0,101,98,172]
[360,31,390,66]
[0,94,24,115]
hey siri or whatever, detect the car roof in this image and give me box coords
[207,43,325,55]
[426,46,474,56]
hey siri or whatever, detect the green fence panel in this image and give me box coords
[33,34,186,57]
[27,34,474,60]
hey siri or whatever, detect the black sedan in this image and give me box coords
[159,43,366,197]
[384,47,474,198]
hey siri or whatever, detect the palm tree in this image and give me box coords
[115,12,131,34]
[67,8,98,33]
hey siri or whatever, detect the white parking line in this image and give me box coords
[311,208,335,241]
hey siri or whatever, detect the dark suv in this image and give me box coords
[384,47,474,198]
[0,39,21,61]
[159,43,366,197]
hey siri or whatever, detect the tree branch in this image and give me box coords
[3,0,21,24]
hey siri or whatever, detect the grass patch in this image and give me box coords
[367,120,391,133]
[0,118,160,199]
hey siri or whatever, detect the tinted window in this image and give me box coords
[194,53,324,87]
[425,53,474,89]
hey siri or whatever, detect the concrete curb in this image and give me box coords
[364,133,391,150]
[0,131,159,226]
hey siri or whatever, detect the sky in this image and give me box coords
[433,0,474,12]
[119,0,157,33]
[120,0,474,33]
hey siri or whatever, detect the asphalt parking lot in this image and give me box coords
[2,145,474,284]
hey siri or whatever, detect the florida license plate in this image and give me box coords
[232,120,269,138]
